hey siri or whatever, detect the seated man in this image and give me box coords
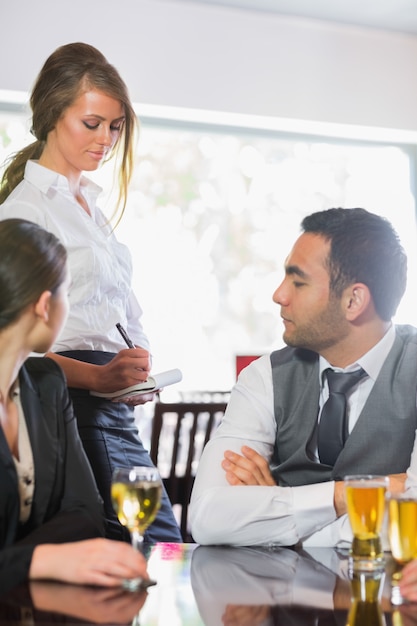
[190,207,416,547]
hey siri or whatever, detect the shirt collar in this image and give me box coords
[25,160,102,205]
[319,323,396,382]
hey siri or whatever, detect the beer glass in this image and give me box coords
[344,474,389,571]
[388,493,417,605]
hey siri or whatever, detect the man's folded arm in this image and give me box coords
[190,451,339,546]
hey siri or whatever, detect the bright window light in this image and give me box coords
[1,99,416,394]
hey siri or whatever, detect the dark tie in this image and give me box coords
[318,368,366,466]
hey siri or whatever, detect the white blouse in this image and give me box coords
[0,160,149,353]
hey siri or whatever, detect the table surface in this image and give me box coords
[1,542,416,625]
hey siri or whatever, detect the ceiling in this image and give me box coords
[169,0,417,35]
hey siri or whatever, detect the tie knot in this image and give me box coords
[325,368,366,395]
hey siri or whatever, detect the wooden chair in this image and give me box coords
[177,390,231,403]
[150,401,227,542]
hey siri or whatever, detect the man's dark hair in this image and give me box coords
[301,208,407,321]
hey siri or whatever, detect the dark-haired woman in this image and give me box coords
[0,218,148,589]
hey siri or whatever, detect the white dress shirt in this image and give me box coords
[190,325,417,547]
[0,161,149,352]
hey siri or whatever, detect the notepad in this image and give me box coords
[90,368,182,401]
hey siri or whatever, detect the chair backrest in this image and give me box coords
[150,401,227,541]
[177,390,231,403]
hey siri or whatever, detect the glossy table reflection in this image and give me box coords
[2,543,417,625]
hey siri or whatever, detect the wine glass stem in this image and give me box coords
[131,529,144,551]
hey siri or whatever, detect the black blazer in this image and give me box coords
[0,357,104,591]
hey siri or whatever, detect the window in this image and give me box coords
[1,100,416,392]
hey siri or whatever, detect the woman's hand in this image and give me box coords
[93,348,151,393]
[29,538,149,587]
[47,349,151,393]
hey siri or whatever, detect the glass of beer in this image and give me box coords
[344,474,389,571]
[111,466,162,589]
[388,493,417,605]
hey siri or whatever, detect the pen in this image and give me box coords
[116,323,135,349]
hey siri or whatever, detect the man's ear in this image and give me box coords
[34,291,52,323]
[343,283,371,321]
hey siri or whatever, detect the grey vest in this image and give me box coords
[270,325,417,485]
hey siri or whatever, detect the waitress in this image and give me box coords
[0,42,181,543]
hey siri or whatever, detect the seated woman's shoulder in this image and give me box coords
[24,355,66,384]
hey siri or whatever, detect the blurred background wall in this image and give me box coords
[1,0,417,133]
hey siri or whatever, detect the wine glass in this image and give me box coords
[387,493,417,605]
[111,466,162,590]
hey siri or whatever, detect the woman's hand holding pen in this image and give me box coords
[46,348,151,395]
[89,321,153,401]
[88,322,154,404]
[100,350,156,405]
[91,348,151,393]
[47,324,152,397]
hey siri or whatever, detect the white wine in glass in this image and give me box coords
[111,467,162,591]
[111,466,162,551]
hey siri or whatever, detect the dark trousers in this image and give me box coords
[58,350,182,543]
